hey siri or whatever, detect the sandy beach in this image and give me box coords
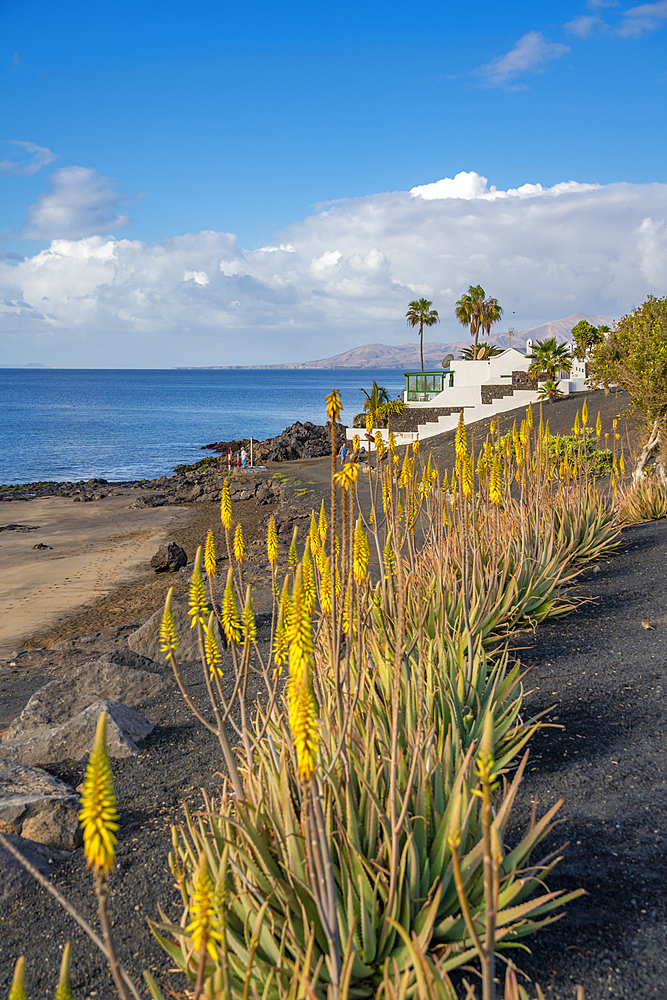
[0,494,194,657]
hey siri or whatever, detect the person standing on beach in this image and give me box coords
[339,442,347,465]
[227,447,232,472]
[241,446,247,469]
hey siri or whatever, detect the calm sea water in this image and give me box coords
[0,369,405,484]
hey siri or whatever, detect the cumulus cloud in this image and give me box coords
[410,171,600,201]
[20,166,131,239]
[476,31,570,86]
[1,173,666,365]
[0,141,56,176]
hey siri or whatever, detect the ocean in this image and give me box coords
[0,368,406,484]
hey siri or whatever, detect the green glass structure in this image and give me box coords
[404,370,452,402]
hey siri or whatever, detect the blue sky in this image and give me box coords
[1,0,666,365]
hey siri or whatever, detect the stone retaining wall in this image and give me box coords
[388,406,464,432]
[480,384,514,405]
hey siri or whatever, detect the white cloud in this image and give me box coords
[20,166,131,239]
[0,141,56,176]
[565,14,609,37]
[618,0,667,36]
[410,171,600,201]
[1,176,667,365]
[476,31,570,86]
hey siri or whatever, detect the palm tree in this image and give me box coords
[455,284,485,357]
[356,381,389,428]
[460,341,503,360]
[406,298,440,372]
[479,296,503,340]
[353,381,406,428]
[527,338,573,382]
[537,379,565,404]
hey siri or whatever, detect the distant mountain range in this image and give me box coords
[189,312,615,370]
[0,362,52,368]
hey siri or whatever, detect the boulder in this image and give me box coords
[253,421,347,463]
[0,760,80,852]
[2,657,167,744]
[127,595,222,663]
[1,700,154,766]
[150,541,187,572]
[0,831,70,902]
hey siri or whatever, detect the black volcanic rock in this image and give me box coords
[253,421,347,462]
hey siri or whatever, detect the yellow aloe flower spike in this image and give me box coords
[287,566,318,781]
[318,499,327,544]
[613,418,618,431]
[462,455,474,497]
[388,430,396,452]
[526,402,533,429]
[353,515,369,584]
[186,855,224,961]
[308,509,321,560]
[288,525,299,574]
[160,587,180,661]
[273,576,291,671]
[320,556,332,615]
[188,546,209,629]
[374,431,384,455]
[490,419,496,436]
[233,523,245,564]
[287,565,313,687]
[9,956,26,1000]
[399,447,411,487]
[596,411,602,439]
[574,411,580,437]
[619,453,625,476]
[582,398,588,428]
[221,567,242,646]
[243,586,257,643]
[302,540,317,612]
[412,439,419,455]
[204,528,216,578]
[204,613,222,678]
[370,507,376,529]
[366,410,374,433]
[455,410,468,462]
[326,389,343,422]
[55,942,73,1000]
[267,515,278,567]
[489,456,502,505]
[353,433,360,451]
[333,462,360,491]
[79,713,119,876]
[220,479,232,530]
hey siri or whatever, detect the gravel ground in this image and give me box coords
[1,391,665,999]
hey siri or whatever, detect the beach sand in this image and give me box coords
[0,494,194,657]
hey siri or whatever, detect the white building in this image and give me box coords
[347,341,589,445]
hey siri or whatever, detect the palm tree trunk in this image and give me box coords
[420,320,424,372]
